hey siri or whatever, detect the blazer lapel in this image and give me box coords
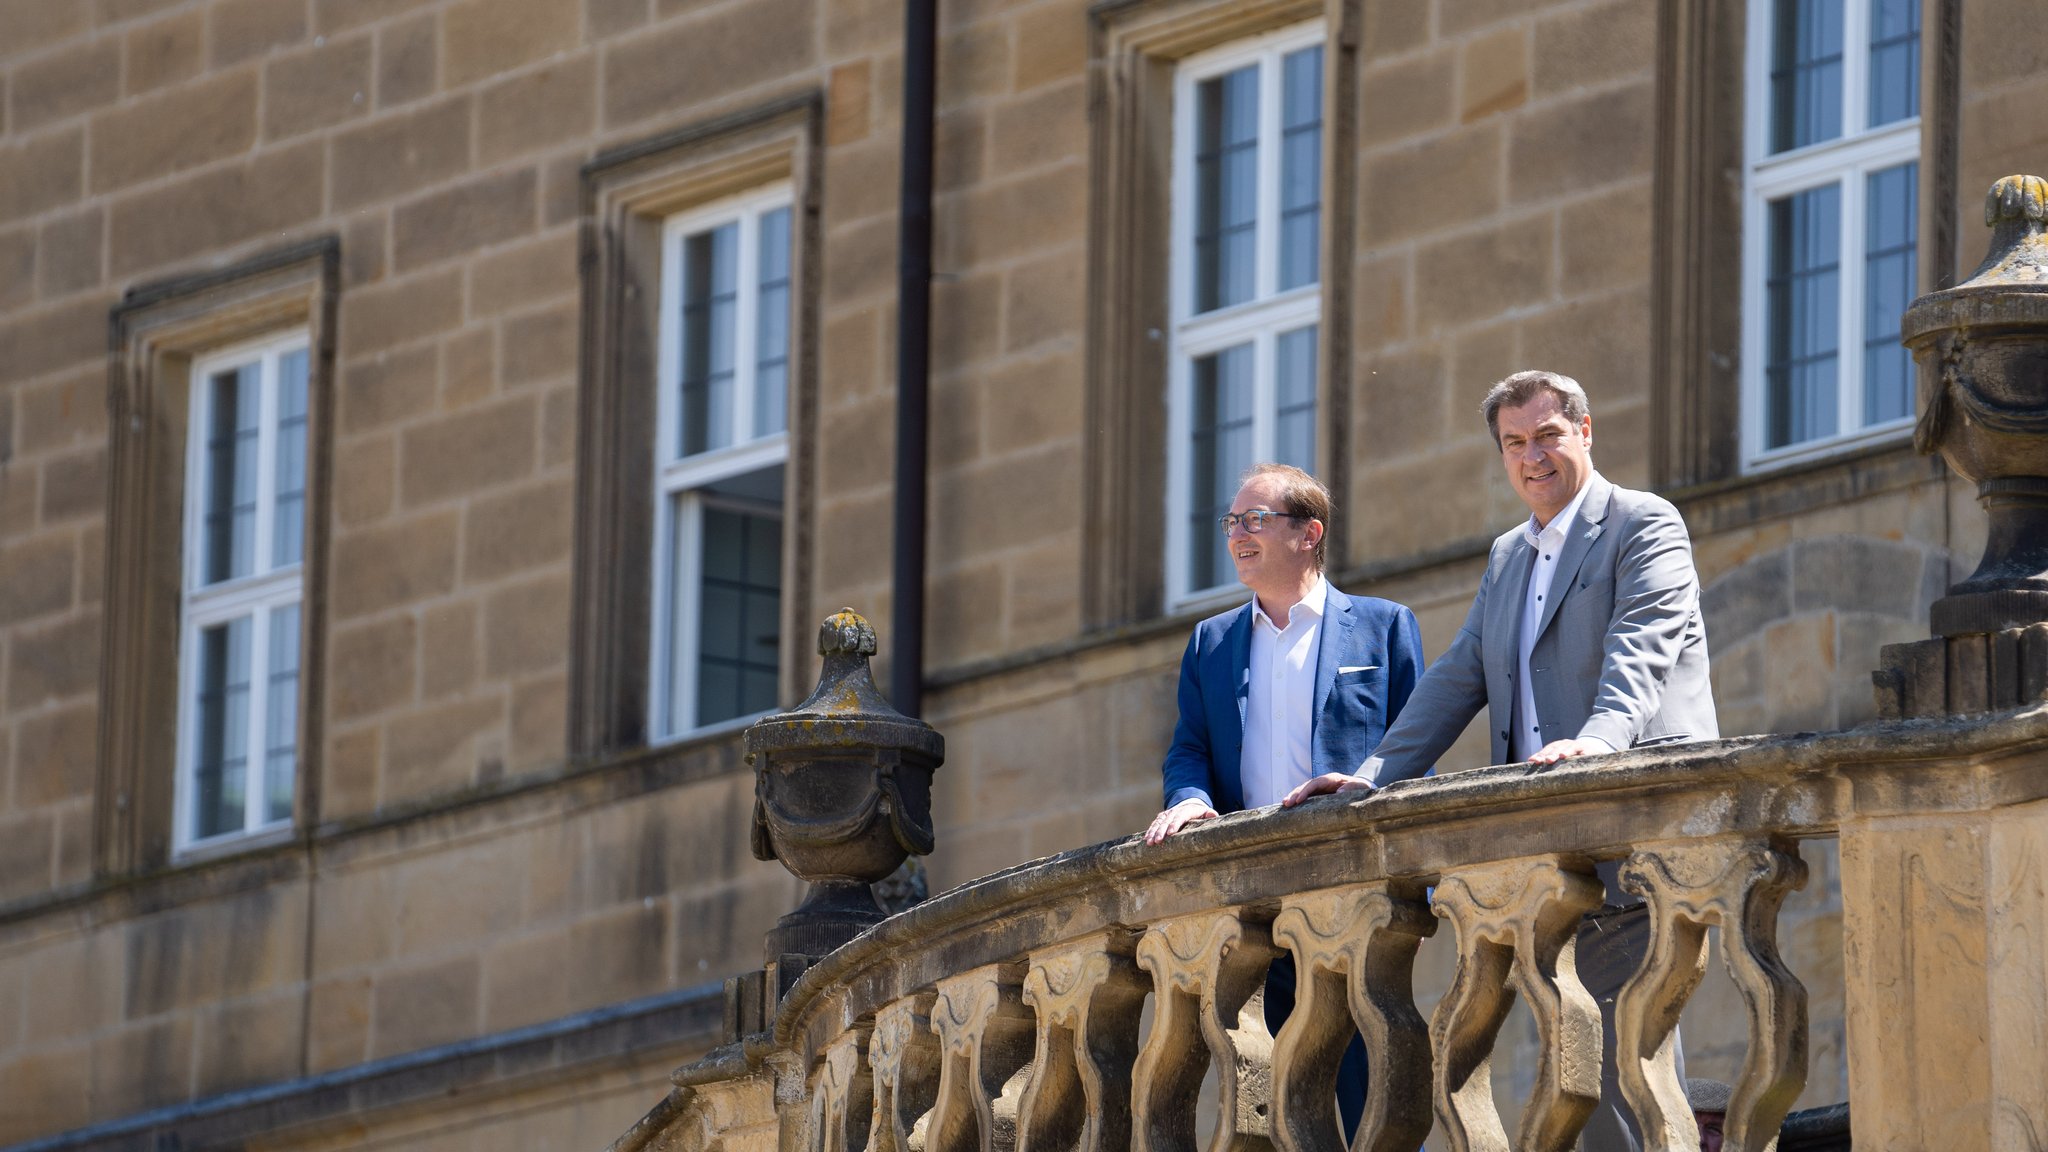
[1531,473,1613,645]
[1310,587,1351,737]
[1225,605,1254,734]
[1491,543,1535,682]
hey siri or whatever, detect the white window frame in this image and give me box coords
[173,331,309,856]
[1164,21,1324,609]
[650,184,792,741]
[1740,0,1920,471]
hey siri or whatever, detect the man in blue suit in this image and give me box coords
[1143,462,1423,1140]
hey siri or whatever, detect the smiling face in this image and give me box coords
[1495,388,1593,528]
[1227,473,1321,603]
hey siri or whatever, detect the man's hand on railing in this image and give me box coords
[1144,798,1218,844]
[1526,736,1613,765]
[1280,772,1376,807]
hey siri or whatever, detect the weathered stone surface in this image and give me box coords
[12,37,121,132]
[209,0,306,65]
[90,71,259,193]
[106,142,323,277]
[442,0,580,88]
[262,34,373,140]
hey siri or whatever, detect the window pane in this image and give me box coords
[680,223,739,457]
[1275,325,1317,470]
[1866,0,1920,128]
[193,617,252,841]
[1279,46,1323,292]
[273,349,309,569]
[1863,162,1917,427]
[1188,343,1255,591]
[1765,183,1842,449]
[756,207,792,438]
[265,603,299,824]
[1194,66,1258,312]
[203,364,261,584]
[697,505,783,726]
[1770,0,1844,153]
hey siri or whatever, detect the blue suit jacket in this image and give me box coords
[1162,586,1424,814]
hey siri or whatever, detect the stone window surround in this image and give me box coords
[570,92,823,760]
[99,237,341,877]
[1083,0,1358,631]
[1650,0,1960,492]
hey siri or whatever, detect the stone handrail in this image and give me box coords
[632,704,2048,1152]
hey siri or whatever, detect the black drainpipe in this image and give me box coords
[890,0,937,718]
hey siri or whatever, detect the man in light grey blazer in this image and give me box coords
[1284,369,1716,1151]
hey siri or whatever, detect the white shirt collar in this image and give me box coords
[1251,573,1328,631]
[1521,474,1595,549]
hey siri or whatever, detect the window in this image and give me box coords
[1742,0,1920,467]
[1166,23,1323,605]
[175,335,309,851]
[650,187,792,739]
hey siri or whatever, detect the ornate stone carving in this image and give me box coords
[1268,883,1436,1152]
[812,1027,876,1152]
[1132,909,1281,1152]
[1429,857,1606,1152]
[1017,933,1148,1152]
[928,965,1036,1152]
[1614,838,1809,1152]
[870,993,941,1152]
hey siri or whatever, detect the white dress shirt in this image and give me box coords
[1513,482,1612,762]
[1240,575,1326,809]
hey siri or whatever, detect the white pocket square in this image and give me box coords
[1337,665,1379,675]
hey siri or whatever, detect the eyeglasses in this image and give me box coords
[1217,509,1306,535]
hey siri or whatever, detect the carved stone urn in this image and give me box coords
[747,608,943,960]
[1902,174,2048,636]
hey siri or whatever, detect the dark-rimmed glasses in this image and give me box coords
[1218,509,1306,535]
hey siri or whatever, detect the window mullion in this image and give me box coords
[244,605,270,836]
[1839,166,1868,433]
[734,209,761,446]
[675,495,705,733]
[1842,0,1869,137]
[1256,50,1281,303]
[252,352,278,579]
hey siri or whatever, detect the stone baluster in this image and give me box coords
[869,993,941,1152]
[1429,857,1606,1152]
[1132,908,1282,1152]
[1615,838,1808,1152]
[812,1026,877,1152]
[1016,932,1149,1152]
[927,964,1036,1152]
[1268,882,1436,1152]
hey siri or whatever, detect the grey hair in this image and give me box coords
[1481,370,1592,444]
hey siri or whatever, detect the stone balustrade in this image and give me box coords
[619,703,2048,1152]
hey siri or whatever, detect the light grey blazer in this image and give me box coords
[1359,472,1716,784]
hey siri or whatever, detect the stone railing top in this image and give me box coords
[769,705,2048,1062]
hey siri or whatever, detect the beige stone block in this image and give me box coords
[823,213,897,305]
[818,395,894,492]
[37,207,103,299]
[393,838,527,956]
[1361,0,1428,61]
[0,129,81,227]
[194,991,302,1097]
[587,0,647,38]
[828,58,871,146]
[95,0,188,23]
[6,610,98,712]
[321,723,381,819]
[341,209,387,288]
[15,367,105,450]
[0,0,87,59]
[340,269,464,355]
[540,149,582,227]
[821,305,885,398]
[1436,0,1526,37]
[478,55,596,166]
[940,161,1084,267]
[392,168,538,273]
[124,883,308,1017]
[11,698,95,805]
[441,325,497,409]
[0,227,31,313]
[1359,47,1456,149]
[0,296,106,389]
[314,0,437,34]
[1556,179,1652,297]
[11,36,120,132]
[821,138,896,230]
[1759,612,1837,732]
[1353,250,1412,351]
[498,300,577,387]
[1446,319,1521,408]
[340,343,437,433]
[331,510,460,618]
[601,0,816,126]
[90,69,257,193]
[482,572,569,677]
[482,926,575,1030]
[1362,123,1503,245]
[1532,0,1653,96]
[932,442,1080,562]
[938,18,1010,105]
[443,0,580,87]
[330,97,471,211]
[0,1043,89,1145]
[1516,292,1650,405]
[306,975,372,1073]
[540,383,575,468]
[817,487,893,585]
[122,7,204,94]
[570,899,670,1008]
[263,34,372,141]
[1002,246,1082,352]
[0,811,54,902]
[927,560,1006,666]
[1412,216,1552,335]
[1458,24,1527,123]
[210,0,305,64]
[310,862,396,974]
[467,229,577,320]
[75,523,102,607]
[38,445,104,525]
[1002,535,1079,650]
[375,12,437,108]
[463,477,572,584]
[419,599,479,699]
[508,672,565,770]
[334,432,396,526]
[371,956,480,1058]
[1505,81,1653,206]
[381,692,503,801]
[982,349,1078,455]
[823,0,895,53]
[1012,1,1084,92]
[1353,446,1494,561]
[106,141,324,277]
[330,612,417,721]
[400,396,537,508]
[929,268,1001,367]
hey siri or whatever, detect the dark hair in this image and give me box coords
[1239,462,1332,571]
[1481,370,1592,445]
